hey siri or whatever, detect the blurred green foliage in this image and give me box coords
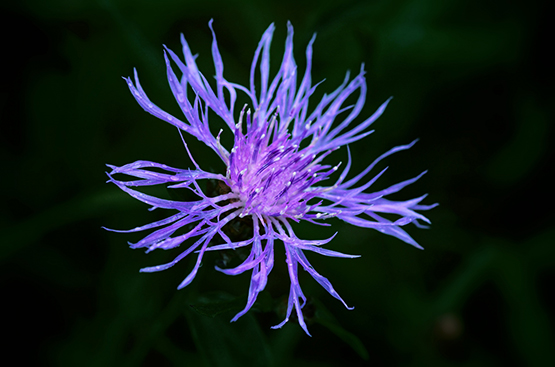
[1,0,553,366]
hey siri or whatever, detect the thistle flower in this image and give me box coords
[106,20,436,335]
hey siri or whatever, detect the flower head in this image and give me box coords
[106,20,437,335]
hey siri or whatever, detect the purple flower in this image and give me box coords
[106,20,436,335]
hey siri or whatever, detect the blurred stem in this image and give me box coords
[493,248,555,366]
[270,324,302,366]
[0,190,134,263]
[97,0,166,90]
[429,237,555,365]
[154,334,201,366]
[123,290,190,367]
[431,245,496,315]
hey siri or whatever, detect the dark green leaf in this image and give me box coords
[189,291,245,318]
[185,292,272,367]
[312,298,369,360]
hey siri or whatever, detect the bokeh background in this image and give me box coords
[2,0,553,366]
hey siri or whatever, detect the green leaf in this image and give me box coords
[185,292,273,367]
[189,291,245,318]
[311,297,369,360]
[250,290,274,313]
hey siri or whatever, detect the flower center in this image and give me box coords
[223,108,338,219]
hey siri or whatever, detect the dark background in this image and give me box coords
[1,0,553,366]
